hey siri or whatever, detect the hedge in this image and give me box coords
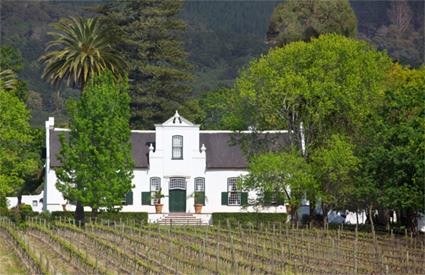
[49,211,148,223]
[212,212,288,227]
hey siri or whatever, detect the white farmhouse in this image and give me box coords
[10,112,289,224]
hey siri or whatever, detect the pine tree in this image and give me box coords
[98,0,197,129]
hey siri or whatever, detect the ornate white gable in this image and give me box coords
[161,110,195,127]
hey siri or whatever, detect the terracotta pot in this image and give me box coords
[155,204,163,214]
[194,204,203,214]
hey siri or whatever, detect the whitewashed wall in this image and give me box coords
[13,114,286,215]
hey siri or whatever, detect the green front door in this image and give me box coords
[169,189,186,212]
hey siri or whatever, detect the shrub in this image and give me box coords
[9,203,35,223]
[212,212,287,227]
[49,211,148,223]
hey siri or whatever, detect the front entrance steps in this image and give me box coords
[157,213,208,225]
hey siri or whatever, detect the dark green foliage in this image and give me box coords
[353,65,425,230]
[0,45,24,72]
[98,0,198,129]
[358,0,424,67]
[267,0,357,46]
[49,211,148,223]
[1,1,423,127]
[212,212,288,226]
[9,204,36,224]
[56,71,134,222]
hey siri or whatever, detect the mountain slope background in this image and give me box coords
[1,0,423,127]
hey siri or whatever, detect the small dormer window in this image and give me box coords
[172,135,183,159]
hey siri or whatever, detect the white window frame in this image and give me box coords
[150,177,161,205]
[172,135,183,159]
[170,177,186,190]
[194,177,205,192]
[227,177,241,206]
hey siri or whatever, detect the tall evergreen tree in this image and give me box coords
[98,0,197,129]
[56,71,134,224]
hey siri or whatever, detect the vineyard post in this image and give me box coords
[332,238,336,274]
[354,223,358,274]
[227,220,237,272]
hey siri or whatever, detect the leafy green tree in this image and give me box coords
[199,87,236,129]
[232,34,392,155]
[98,0,198,129]
[241,149,317,222]
[39,16,126,91]
[56,71,134,223]
[311,134,359,225]
[0,91,38,208]
[267,0,357,47]
[357,65,425,231]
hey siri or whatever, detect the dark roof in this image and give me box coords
[49,130,155,168]
[50,129,289,169]
[200,132,290,169]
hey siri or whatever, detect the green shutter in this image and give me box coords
[241,192,248,206]
[264,192,272,206]
[141,192,151,205]
[195,192,205,206]
[276,192,285,205]
[221,192,228,205]
[125,191,133,205]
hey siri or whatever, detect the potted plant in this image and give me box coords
[192,192,206,214]
[154,188,165,214]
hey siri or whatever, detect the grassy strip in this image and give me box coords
[0,222,47,274]
[54,221,161,274]
[28,222,111,275]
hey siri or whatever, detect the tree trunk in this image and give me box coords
[368,205,375,237]
[91,207,98,222]
[322,205,329,228]
[75,201,85,226]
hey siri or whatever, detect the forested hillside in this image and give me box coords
[1,0,423,127]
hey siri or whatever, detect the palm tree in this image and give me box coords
[39,16,126,91]
[0,69,18,91]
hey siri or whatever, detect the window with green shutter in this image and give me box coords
[141,192,151,205]
[125,191,133,205]
[221,192,228,205]
[264,191,273,206]
[276,192,286,205]
[241,192,248,206]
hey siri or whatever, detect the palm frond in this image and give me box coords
[0,69,18,91]
[40,16,127,91]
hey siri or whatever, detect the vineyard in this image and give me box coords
[1,217,424,274]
